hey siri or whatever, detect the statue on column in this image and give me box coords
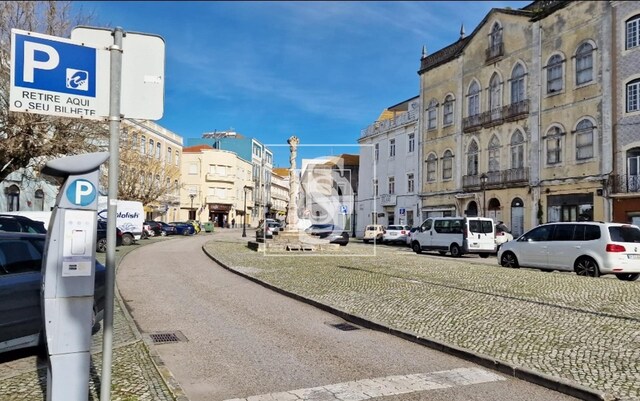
[285,136,300,231]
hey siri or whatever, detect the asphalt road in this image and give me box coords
[116,233,576,401]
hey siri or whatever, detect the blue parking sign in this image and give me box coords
[13,32,96,97]
[10,29,103,119]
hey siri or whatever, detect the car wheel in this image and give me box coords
[121,233,133,246]
[160,231,167,237]
[183,229,190,236]
[141,231,149,240]
[412,241,422,254]
[575,257,600,277]
[616,273,640,281]
[96,238,107,253]
[500,252,519,268]
[450,243,461,257]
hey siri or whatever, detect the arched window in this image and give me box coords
[34,189,45,211]
[488,135,501,172]
[546,126,564,165]
[427,99,438,130]
[6,185,20,211]
[547,54,564,93]
[575,119,594,160]
[132,134,138,148]
[156,142,162,159]
[576,42,594,85]
[489,73,501,111]
[628,148,640,191]
[511,63,525,104]
[148,139,154,156]
[511,197,525,237]
[467,140,479,176]
[167,146,172,163]
[510,130,525,169]
[175,151,180,166]
[426,153,437,182]
[443,95,454,126]
[442,150,453,180]
[490,22,502,48]
[626,14,640,50]
[468,81,480,116]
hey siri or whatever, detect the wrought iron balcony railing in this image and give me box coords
[462,114,482,132]
[611,174,640,193]
[462,167,529,190]
[504,100,529,121]
[485,42,504,63]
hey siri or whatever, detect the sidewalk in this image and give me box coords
[203,232,639,401]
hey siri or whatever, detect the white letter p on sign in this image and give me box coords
[75,181,93,205]
[23,41,59,83]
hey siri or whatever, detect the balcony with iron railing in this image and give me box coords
[485,42,504,64]
[481,107,504,128]
[462,167,529,190]
[360,110,418,139]
[504,100,529,121]
[462,114,482,133]
[611,174,640,193]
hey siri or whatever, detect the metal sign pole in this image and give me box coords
[101,26,123,401]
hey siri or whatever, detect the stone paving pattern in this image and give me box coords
[204,239,640,400]
[0,240,175,401]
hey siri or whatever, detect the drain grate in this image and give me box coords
[331,322,360,331]
[149,331,186,344]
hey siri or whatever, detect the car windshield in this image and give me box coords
[609,226,640,243]
[366,226,378,231]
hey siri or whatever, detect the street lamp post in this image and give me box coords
[242,185,251,237]
[189,193,196,220]
[480,173,488,217]
[352,192,357,238]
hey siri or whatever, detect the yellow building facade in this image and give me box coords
[418,1,612,236]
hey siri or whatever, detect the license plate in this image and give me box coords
[391,233,397,236]
[628,254,640,260]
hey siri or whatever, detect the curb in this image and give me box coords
[202,244,617,401]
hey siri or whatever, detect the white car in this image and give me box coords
[498,221,640,281]
[383,225,410,244]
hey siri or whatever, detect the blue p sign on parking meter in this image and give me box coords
[66,179,97,206]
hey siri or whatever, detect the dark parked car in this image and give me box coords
[96,220,124,253]
[169,222,196,236]
[305,224,349,246]
[0,214,47,234]
[0,232,106,354]
[145,220,177,236]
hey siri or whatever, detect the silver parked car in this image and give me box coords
[498,222,640,280]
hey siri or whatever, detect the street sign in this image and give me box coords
[340,205,348,214]
[10,29,107,120]
[71,26,165,120]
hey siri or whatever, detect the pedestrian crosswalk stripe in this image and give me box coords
[224,367,506,401]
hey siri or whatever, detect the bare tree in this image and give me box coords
[0,1,107,183]
[100,132,181,206]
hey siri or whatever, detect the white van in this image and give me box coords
[97,196,144,246]
[411,216,496,257]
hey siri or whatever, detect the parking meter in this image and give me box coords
[40,152,109,401]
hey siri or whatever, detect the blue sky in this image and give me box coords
[75,1,530,167]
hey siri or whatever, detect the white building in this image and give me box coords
[357,97,421,236]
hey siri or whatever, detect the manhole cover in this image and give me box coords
[149,331,187,344]
[331,323,360,331]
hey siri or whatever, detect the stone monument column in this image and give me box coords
[285,136,299,231]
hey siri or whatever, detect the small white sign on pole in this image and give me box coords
[9,29,108,120]
[71,26,165,120]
